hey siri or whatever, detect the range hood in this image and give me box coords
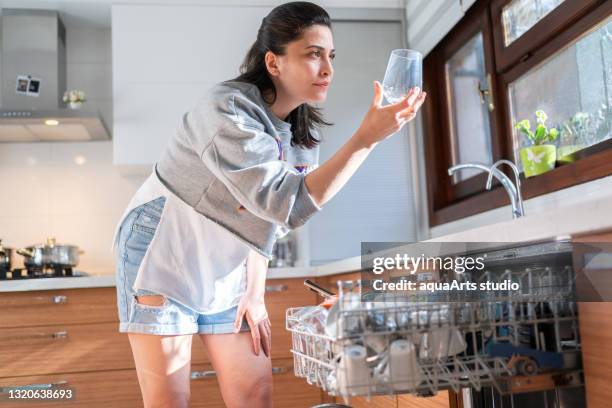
[0,9,110,142]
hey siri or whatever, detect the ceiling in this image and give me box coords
[0,0,405,29]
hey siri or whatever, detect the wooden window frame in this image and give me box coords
[424,0,612,227]
[490,0,601,72]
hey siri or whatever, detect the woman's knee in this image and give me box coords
[142,390,190,408]
[232,371,272,407]
[251,372,273,401]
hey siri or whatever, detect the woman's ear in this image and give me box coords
[264,51,281,77]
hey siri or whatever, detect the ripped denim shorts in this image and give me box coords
[114,196,250,335]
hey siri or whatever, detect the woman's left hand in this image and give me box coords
[233,291,272,357]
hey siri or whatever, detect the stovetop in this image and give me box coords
[0,266,88,280]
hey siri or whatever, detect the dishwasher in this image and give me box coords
[286,238,593,408]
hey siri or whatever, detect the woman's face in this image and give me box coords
[268,25,335,104]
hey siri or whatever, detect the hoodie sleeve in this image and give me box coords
[200,91,322,230]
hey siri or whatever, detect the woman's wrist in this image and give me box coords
[244,287,265,300]
[353,127,379,150]
[244,250,268,298]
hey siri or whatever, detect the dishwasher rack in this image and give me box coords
[286,263,582,398]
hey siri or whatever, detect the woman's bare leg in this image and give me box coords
[199,332,272,408]
[128,297,193,408]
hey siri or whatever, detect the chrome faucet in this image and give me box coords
[447,160,525,219]
[486,159,525,217]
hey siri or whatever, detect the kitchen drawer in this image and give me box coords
[0,364,216,408]
[0,360,319,407]
[191,359,321,408]
[349,395,397,407]
[0,288,118,328]
[0,322,133,377]
[0,322,211,377]
[397,391,450,407]
[267,359,321,408]
[265,278,316,359]
[0,368,144,407]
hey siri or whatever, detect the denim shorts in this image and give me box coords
[115,196,250,335]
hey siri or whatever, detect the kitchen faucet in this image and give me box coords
[447,161,525,219]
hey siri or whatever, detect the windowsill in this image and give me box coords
[430,139,612,226]
[429,173,612,240]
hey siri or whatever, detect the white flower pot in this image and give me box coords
[69,101,83,110]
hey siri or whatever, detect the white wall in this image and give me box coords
[111,5,269,168]
[0,26,145,275]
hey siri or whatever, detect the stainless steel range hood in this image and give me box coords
[0,9,110,142]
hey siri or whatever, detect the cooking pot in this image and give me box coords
[16,238,82,268]
[0,239,14,270]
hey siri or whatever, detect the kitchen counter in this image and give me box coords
[3,194,611,292]
[0,275,117,292]
[0,260,363,292]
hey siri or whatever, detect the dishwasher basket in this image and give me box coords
[286,263,582,398]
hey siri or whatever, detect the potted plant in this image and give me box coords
[515,110,559,178]
[62,89,86,109]
[558,112,589,163]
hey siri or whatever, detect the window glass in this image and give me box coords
[508,16,612,167]
[445,32,494,183]
[503,0,566,46]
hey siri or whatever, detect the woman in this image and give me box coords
[113,2,425,407]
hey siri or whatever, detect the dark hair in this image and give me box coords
[234,1,332,149]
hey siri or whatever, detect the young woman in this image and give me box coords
[113,2,425,407]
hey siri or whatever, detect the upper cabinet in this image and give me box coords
[111,5,267,170]
[406,0,474,57]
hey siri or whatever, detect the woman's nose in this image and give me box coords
[321,59,333,79]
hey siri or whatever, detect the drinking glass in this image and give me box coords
[382,49,423,104]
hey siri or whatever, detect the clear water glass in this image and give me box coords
[382,49,423,104]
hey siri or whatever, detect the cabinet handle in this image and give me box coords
[190,370,217,379]
[271,366,290,375]
[265,284,288,293]
[0,295,68,307]
[0,380,68,394]
[191,366,289,380]
[1,330,68,344]
[52,295,68,304]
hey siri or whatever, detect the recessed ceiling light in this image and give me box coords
[45,119,59,126]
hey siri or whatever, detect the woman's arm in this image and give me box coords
[305,83,426,207]
[234,249,272,357]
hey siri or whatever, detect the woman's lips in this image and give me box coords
[314,82,329,88]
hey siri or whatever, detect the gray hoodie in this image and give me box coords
[156,80,322,259]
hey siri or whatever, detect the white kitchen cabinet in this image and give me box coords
[405,0,465,57]
[111,5,268,170]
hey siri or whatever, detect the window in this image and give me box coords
[445,32,494,183]
[508,16,612,166]
[423,0,612,226]
[502,0,566,46]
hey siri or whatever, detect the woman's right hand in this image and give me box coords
[356,81,426,148]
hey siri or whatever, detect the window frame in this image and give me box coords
[423,0,612,227]
[490,0,602,72]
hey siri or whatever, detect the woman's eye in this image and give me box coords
[330,54,336,60]
[310,51,321,57]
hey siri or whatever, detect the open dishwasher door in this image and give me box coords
[286,237,609,408]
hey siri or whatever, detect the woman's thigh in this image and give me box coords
[198,332,272,408]
[128,333,193,408]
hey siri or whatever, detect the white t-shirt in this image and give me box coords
[112,166,250,314]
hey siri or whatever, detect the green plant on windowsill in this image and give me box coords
[558,112,590,163]
[515,110,559,178]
